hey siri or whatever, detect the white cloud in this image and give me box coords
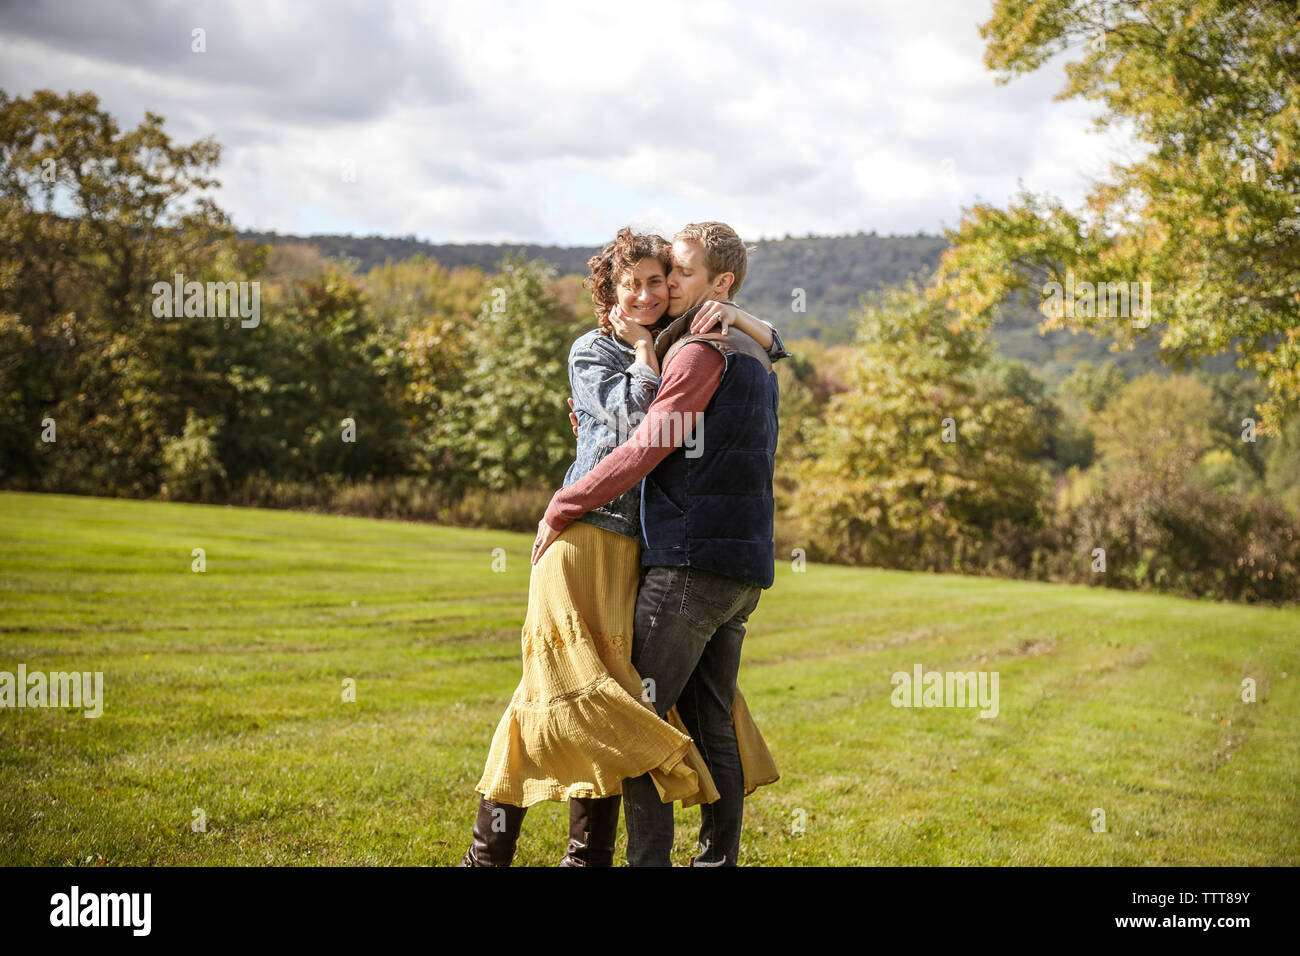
[0,0,1140,244]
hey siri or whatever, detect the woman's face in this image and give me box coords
[615,257,668,325]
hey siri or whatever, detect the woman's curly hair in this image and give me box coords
[584,227,672,335]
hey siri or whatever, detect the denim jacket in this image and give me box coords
[562,314,790,540]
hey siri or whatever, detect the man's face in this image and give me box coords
[667,239,729,317]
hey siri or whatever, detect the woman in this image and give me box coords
[460,228,785,867]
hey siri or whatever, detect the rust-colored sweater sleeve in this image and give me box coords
[543,342,725,533]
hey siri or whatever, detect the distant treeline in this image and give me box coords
[233,230,953,344]
[238,229,1197,380]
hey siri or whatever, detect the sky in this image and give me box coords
[0,0,1140,245]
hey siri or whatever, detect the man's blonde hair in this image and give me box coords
[674,221,747,298]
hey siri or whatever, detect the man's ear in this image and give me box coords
[712,272,735,299]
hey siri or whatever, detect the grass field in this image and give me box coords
[1,490,1297,866]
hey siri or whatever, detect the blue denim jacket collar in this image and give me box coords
[560,306,788,542]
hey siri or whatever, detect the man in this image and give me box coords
[533,221,781,866]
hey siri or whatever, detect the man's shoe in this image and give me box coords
[459,797,527,867]
[558,795,621,867]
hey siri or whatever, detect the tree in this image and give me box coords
[216,264,410,484]
[0,88,232,491]
[1059,359,1128,416]
[364,255,490,340]
[937,0,1300,434]
[434,256,583,493]
[1048,359,1133,471]
[1263,415,1300,517]
[1060,372,1299,602]
[792,283,1050,572]
[1091,372,1217,489]
[383,258,494,478]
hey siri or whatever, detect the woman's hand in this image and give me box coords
[690,302,775,349]
[531,517,561,565]
[691,300,736,336]
[607,304,654,349]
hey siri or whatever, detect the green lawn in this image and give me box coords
[1,490,1296,866]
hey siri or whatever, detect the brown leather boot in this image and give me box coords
[459,797,527,867]
[558,795,621,867]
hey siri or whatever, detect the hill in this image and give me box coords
[239,229,1188,379]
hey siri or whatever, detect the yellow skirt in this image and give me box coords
[475,520,779,808]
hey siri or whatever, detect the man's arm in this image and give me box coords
[539,342,724,542]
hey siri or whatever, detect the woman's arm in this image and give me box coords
[691,301,791,362]
[629,339,660,379]
[607,305,660,378]
[568,335,658,438]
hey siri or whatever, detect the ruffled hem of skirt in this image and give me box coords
[474,674,703,807]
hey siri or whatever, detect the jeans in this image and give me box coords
[622,565,763,867]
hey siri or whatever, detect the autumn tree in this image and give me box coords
[937,0,1300,434]
[432,256,584,493]
[0,88,232,491]
[1059,373,1299,601]
[792,283,1050,572]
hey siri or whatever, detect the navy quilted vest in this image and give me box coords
[639,310,780,588]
